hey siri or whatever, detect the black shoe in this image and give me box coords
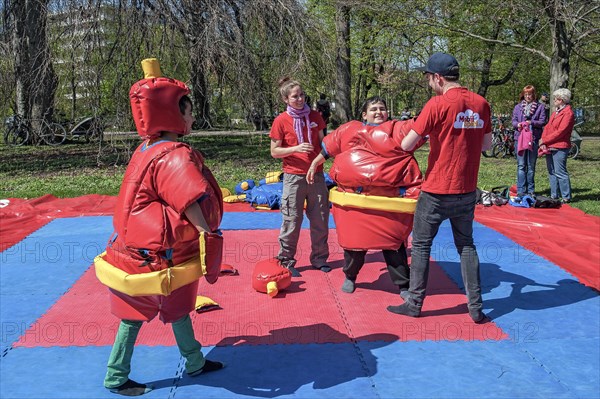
[469,310,488,324]
[108,379,153,396]
[188,360,225,377]
[313,264,332,273]
[278,257,302,277]
[387,302,420,317]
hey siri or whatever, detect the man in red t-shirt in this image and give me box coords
[387,53,492,323]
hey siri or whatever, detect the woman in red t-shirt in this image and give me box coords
[269,77,329,277]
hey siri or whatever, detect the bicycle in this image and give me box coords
[482,117,508,158]
[57,115,105,143]
[569,121,583,159]
[3,114,67,146]
[491,128,515,158]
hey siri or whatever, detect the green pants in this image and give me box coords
[104,315,205,388]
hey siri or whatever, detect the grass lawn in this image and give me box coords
[1,133,599,216]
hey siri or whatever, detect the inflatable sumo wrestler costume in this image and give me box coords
[94,58,224,396]
[322,119,426,288]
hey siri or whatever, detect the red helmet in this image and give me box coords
[129,58,191,139]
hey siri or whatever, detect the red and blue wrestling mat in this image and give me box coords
[1,195,599,398]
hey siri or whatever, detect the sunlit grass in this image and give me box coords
[1,134,598,216]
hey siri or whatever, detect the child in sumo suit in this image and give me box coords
[95,59,224,396]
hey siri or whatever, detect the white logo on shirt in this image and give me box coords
[454,109,485,129]
[309,122,318,128]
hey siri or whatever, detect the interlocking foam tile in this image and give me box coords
[0,346,182,399]
[517,337,600,398]
[221,212,336,230]
[360,340,573,398]
[174,342,383,398]
[14,228,506,348]
[1,217,112,351]
[432,220,600,340]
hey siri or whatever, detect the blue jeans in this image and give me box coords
[406,191,482,313]
[515,140,539,195]
[546,149,571,200]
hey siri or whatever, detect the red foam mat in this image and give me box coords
[15,229,506,348]
[0,194,116,250]
[0,195,263,251]
[475,204,600,290]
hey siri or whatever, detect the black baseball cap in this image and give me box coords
[416,52,460,78]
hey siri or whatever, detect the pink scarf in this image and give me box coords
[286,104,312,144]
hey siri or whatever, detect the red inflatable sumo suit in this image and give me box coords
[323,119,426,251]
[95,59,223,323]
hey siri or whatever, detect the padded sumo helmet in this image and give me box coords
[129,58,190,139]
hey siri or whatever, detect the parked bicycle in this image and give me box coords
[569,121,583,159]
[3,114,104,146]
[3,114,67,146]
[56,114,105,143]
[482,116,509,158]
[491,128,515,158]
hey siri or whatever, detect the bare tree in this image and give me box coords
[436,0,600,98]
[9,0,58,130]
[143,0,313,128]
[334,1,351,123]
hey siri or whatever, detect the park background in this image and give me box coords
[0,0,598,215]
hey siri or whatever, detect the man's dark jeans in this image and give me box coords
[406,191,482,314]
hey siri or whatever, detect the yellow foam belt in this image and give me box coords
[328,188,417,214]
[94,252,204,297]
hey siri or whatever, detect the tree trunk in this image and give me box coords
[12,0,57,143]
[545,0,571,104]
[334,3,351,124]
[188,43,211,129]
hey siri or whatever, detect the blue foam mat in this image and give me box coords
[361,340,575,398]
[1,215,599,398]
[221,212,336,230]
[2,339,593,398]
[430,220,600,340]
[1,217,113,351]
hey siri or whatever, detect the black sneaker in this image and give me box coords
[313,264,332,273]
[188,360,225,377]
[386,302,420,317]
[469,309,488,324]
[277,257,302,277]
[108,379,153,396]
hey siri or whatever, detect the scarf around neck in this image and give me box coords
[521,100,538,118]
[287,104,312,144]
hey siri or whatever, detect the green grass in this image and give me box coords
[1,133,599,216]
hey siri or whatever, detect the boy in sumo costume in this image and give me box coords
[94,59,224,396]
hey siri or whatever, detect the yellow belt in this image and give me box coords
[328,188,417,214]
[94,252,204,296]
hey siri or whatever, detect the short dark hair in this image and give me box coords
[361,96,387,115]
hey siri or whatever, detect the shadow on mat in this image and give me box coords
[438,261,597,319]
[147,323,396,397]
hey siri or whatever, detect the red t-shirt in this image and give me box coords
[270,110,326,175]
[413,87,491,194]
